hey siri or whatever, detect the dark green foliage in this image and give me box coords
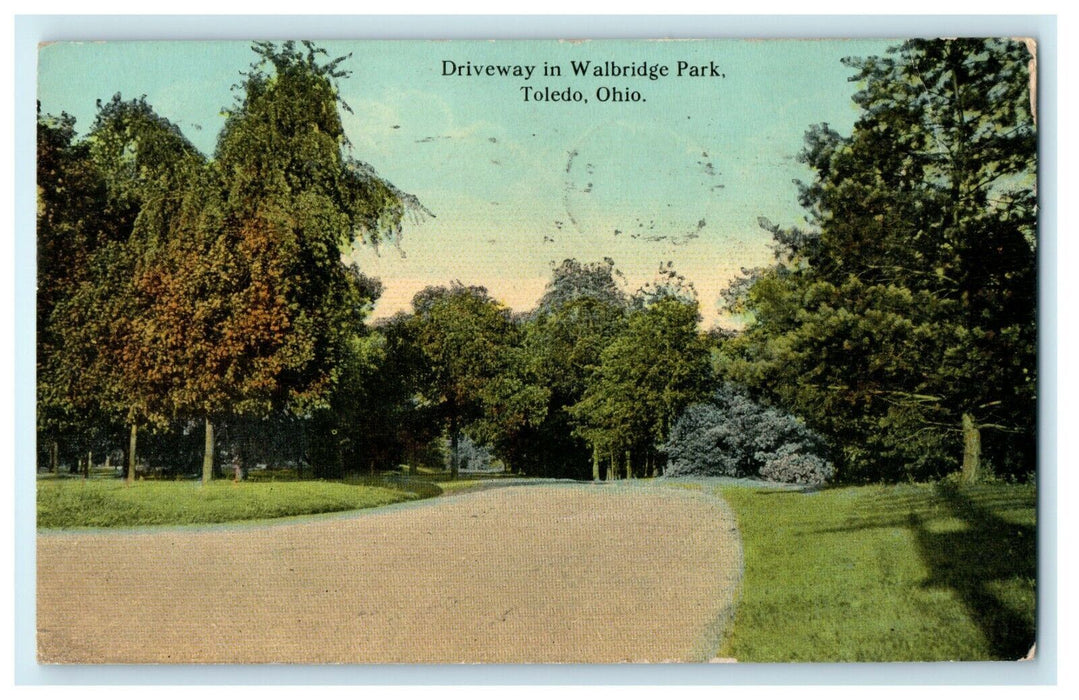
[36,108,114,472]
[721,39,1036,483]
[408,282,529,477]
[309,310,443,478]
[511,258,630,478]
[664,385,833,484]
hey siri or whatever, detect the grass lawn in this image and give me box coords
[37,478,421,529]
[708,480,1036,661]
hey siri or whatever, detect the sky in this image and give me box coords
[38,38,897,327]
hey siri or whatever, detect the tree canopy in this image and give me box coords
[720,38,1037,482]
[37,39,1036,487]
[37,42,420,480]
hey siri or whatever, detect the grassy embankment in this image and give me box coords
[706,480,1036,662]
[37,478,421,529]
[36,467,513,529]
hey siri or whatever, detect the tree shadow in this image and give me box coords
[906,482,1036,659]
[806,482,1036,659]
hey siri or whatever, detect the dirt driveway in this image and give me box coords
[38,483,742,663]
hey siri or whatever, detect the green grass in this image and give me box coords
[37,478,421,529]
[708,480,1036,662]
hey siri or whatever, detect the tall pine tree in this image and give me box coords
[724,38,1036,482]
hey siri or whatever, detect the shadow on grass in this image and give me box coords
[813,482,1036,659]
[345,474,446,499]
[906,482,1036,659]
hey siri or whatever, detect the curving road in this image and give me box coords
[38,483,743,663]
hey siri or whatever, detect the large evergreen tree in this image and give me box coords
[723,38,1037,482]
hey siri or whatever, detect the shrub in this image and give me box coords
[664,385,833,484]
[757,444,835,485]
[446,433,500,472]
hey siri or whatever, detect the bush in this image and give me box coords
[757,444,835,485]
[664,385,833,484]
[447,433,500,472]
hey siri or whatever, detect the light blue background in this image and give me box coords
[13,13,1058,686]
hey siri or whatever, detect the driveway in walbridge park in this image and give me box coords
[38,483,743,663]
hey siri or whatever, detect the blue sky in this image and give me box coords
[38,38,896,326]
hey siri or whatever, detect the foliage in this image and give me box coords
[534,257,628,314]
[309,311,444,478]
[721,39,1037,482]
[205,41,405,421]
[445,433,499,472]
[465,342,549,474]
[408,282,524,477]
[514,258,629,478]
[757,446,835,486]
[713,481,1035,661]
[40,96,206,449]
[36,42,420,479]
[570,292,712,477]
[664,385,833,484]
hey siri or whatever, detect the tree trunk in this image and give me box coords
[85,450,91,479]
[450,416,460,480]
[592,445,601,482]
[202,417,214,484]
[625,450,632,480]
[408,441,417,476]
[126,423,138,485]
[962,412,981,482]
[50,440,58,474]
[233,429,246,482]
[607,448,616,481]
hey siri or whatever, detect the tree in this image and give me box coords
[570,291,712,479]
[309,299,445,479]
[518,258,629,479]
[175,41,415,480]
[466,341,549,475]
[41,96,206,482]
[534,257,628,314]
[722,39,1036,482]
[409,283,518,478]
[664,384,834,484]
[37,42,421,483]
[36,107,113,473]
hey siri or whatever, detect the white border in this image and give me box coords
[9,13,1062,688]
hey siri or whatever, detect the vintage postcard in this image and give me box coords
[35,36,1038,664]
